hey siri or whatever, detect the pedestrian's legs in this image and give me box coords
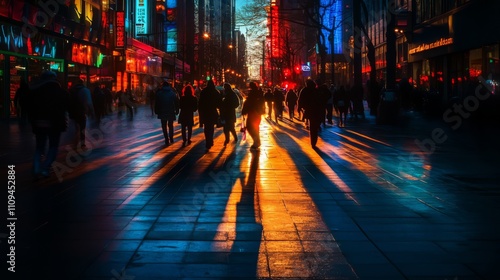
[326,104,333,124]
[167,119,174,142]
[161,119,169,144]
[181,124,187,143]
[77,117,87,147]
[42,131,61,173]
[246,118,260,148]
[230,123,238,142]
[204,124,215,149]
[223,123,230,144]
[309,119,320,147]
[187,125,193,144]
[33,132,48,175]
[288,104,295,120]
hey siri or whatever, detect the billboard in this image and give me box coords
[136,0,148,35]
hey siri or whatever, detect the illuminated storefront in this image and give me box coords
[0,21,65,118]
[408,1,500,113]
[115,38,165,102]
[0,0,111,119]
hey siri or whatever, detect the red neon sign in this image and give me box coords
[116,11,125,48]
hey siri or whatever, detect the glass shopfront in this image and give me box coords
[0,51,64,118]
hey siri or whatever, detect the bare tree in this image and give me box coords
[236,0,268,80]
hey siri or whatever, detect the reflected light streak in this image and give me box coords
[333,133,374,150]
[344,130,393,146]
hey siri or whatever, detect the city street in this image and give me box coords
[2,106,500,279]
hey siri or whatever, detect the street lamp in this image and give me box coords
[203,32,212,81]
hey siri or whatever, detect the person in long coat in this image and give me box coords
[198,79,221,151]
[241,82,265,149]
[298,79,324,148]
[178,84,198,146]
[27,70,69,178]
[220,83,240,145]
[155,81,179,145]
[333,85,349,127]
[285,88,298,121]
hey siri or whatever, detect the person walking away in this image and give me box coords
[351,84,365,120]
[285,88,298,121]
[264,88,274,119]
[241,82,265,150]
[92,84,106,125]
[103,85,113,115]
[198,79,221,152]
[147,84,156,116]
[220,83,240,145]
[333,85,349,127]
[69,78,94,148]
[273,86,285,122]
[155,80,179,146]
[122,89,135,120]
[326,84,335,125]
[178,84,198,146]
[26,70,69,179]
[317,83,331,127]
[298,79,324,148]
[15,79,30,123]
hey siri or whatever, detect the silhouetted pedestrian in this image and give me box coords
[220,83,240,145]
[273,87,284,122]
[298,79,324,148]
[103,85,113,115]
[27,71,69,179]
[15,79,30,122]
[155,80,179,146]
[264,88,274,119]
[242,82,265,150]
[198,80,221,152]
[92,84,106,124]
[285,88,298,121]
[334,85,349,127]
[351,84,365,120]
[69,79,94,148]
[178,84,198,146]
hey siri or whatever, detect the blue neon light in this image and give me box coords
[321,0,343,54]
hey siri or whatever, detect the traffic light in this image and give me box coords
[294,65,301,74]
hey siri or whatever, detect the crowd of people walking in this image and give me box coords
[18,68,374,180]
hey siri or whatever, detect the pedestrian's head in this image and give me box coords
[249,81,258,91]
[182,85,195,97]
[40,70,57,80]
[306,79,316,88]
[75,78,84,85]
[207,79,215,89]
[162,78,171,87]
[223,83,232,92]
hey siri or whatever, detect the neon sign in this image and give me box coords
[116,12,125,48]
[136,0,149,35]
[409,38,453,55]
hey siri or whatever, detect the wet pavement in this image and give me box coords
[1,105,500,279]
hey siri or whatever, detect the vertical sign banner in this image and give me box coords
[116,11,125,48]
[136,0,148,35]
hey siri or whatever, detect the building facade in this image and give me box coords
[361,0,500,115]
[0,0,112,118]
